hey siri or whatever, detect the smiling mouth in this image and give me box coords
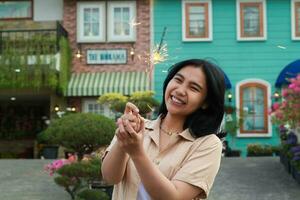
[170,95,186,105]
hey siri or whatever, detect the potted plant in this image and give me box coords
[290,145,300,184]
[45,155,110,200]
[247,143,273,157]
[41,113,116,199]
[38,113,115,160]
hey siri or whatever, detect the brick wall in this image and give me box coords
[63,0,151,73]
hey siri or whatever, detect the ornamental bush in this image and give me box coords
[38,113,116,160]
[270,74,300,129]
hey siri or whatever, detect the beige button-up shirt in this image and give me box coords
[105,116,222,200]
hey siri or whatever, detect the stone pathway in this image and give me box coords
[209,157,300,200]
[0,157,299,200]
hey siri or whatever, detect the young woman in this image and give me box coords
[101,59,225,200]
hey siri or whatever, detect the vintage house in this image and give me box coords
[152,0,300,155]
[0,0,68,158]
[63,0,151,117]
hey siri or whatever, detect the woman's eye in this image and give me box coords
[174,77,182,82]
[191,87,199,92]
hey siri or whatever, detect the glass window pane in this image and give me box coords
[0,1,31,19]
[92,23,99,36]
[243,6,260,36]
[84,8,91,22]
[84,23,91,36]
[188,5,206,37]
[113,6,131,36]
[241,85,266,132]
[91,8,99,23]
[114,8,121,22]
[123,7,130,21]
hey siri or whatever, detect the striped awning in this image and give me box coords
[66,71,150,96]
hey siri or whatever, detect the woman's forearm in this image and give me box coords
[131,150,180,200]
[101,142,129,184]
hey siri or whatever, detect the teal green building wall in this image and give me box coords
[153,0,299,156]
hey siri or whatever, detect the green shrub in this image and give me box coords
[76,189,109,200]
[38,113,116,160]
[247,143,273,157]
[53,157,106,200]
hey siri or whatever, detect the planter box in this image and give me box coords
[280,152,291,173]
[42,146,58,159]
[90,180,113,199]
[291,164,300,185]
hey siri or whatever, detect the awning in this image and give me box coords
[66,71,150,96]
[224,72,232,89]
[275,60,300,87]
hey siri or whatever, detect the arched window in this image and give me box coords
[236,79,271,137]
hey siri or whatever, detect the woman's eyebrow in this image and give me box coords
[175,73,203,90]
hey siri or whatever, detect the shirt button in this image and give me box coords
[154,159,160,165]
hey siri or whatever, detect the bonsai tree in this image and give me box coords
[98,92,128,114]
[98,90,160,117]
[46,156,110,200]
[128,91,160,115]
[39,113,116,160]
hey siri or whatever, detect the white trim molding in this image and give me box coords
[236,0,267,41]
[291,0,300,40]
[182,0,213,42]
[77,1,106,43]
[235,79,272,137]
[107,1,136,42]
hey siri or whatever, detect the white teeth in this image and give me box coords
[171,96,185,104]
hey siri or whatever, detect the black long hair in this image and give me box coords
[158,59,225,138]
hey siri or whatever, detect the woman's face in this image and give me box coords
[164,65,208,117]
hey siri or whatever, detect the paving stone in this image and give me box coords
[0,157,299,200]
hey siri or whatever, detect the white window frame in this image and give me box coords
[107,1,136,42]
[77,2,106,43]
[82,98,115,119]
[291,0,300,40]
[235,79,272,137]
[236,0,267,41]
[182,0,213,42]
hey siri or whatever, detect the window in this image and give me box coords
[292,0,300,40]
[0,1,32,20]
[82,99,116,119]
[237,0,266,41]
[182,0,212,41]
[107,1,136,42]
[77,2,105,43]
[236,80,272,137]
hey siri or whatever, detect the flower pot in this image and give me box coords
[291,164,300,184]
[90,180,113,199]
[42,146,58,159]
[280,152,291,173]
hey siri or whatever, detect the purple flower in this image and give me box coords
[290,145,300,153]
[292,156,300,161]
[286,132,298,145]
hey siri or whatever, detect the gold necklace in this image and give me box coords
[159,123,179,136]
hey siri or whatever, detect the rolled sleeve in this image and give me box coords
[172,139,222,199]
[101,135,118,161]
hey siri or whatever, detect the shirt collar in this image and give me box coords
[145,116,196,143]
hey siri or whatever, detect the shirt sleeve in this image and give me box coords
[172,137,222,199]
[101,135,117,161]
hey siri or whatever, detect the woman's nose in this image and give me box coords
[175,86,186,96]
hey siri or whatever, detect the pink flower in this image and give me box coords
[272,102,280,111]
[289,83,296,89]
[282,89,288,97]
[293,87,300,93]
[44,159,72,176]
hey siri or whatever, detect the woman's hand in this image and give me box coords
[115,102,145,157]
